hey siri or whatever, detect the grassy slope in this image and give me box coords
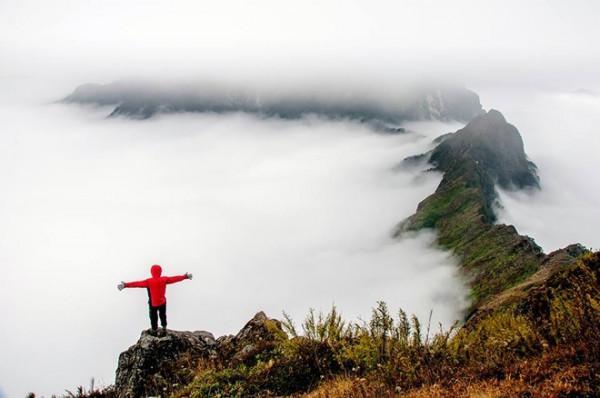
[401,159,543,310]
[299,251,600,398]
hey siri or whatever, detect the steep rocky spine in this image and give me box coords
[398,110,545,311]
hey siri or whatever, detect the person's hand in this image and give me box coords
[186,273,193,280]
[117,281,125,291]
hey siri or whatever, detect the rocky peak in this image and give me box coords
[217,311,286,365]
[470,108,506,127]
[430,109,539,191]
[234,311,281,343]
[113,312,284,398]
[115,329,216,398]
[542,244,589,269]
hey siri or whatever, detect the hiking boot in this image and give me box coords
[148,328,158,337]
[158,327,167,337]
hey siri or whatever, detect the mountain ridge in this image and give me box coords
[62,81,483,126]
[398,109,546,310]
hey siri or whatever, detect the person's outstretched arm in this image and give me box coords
[165,273,193,284]
[117,279,149,291]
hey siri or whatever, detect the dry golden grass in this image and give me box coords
[299,377,395,398]
[299,343,598,398]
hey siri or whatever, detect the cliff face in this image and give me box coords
[63,81,483,124]
[399,110,547,311]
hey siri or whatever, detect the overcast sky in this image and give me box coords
[1,0,599,90]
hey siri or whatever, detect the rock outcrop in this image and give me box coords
[216,311,286,366]
[114,312,284,398]
[115,330,216,398]
[429,109,539,191]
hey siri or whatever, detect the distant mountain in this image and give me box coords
[62,81,483,127]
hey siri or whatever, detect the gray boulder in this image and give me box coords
[114,312,285,398]
[115,329,216,398]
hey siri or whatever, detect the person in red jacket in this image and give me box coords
[118,264,192,335]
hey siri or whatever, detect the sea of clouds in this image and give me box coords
[0,79,468,397]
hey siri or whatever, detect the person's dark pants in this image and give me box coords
[149,303,167,330]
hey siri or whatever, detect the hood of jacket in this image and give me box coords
[150,264,162,278]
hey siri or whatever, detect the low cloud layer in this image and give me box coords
[0,80,467,397]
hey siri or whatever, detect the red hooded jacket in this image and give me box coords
[125,265,187,307]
